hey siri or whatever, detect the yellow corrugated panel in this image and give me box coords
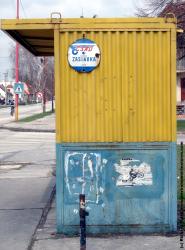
[55,27,176,143]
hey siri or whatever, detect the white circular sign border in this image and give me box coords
[68,38,101,73]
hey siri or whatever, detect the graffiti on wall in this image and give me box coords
[64,152,107,204]
[114,158,153,187]
[64,152,153,205]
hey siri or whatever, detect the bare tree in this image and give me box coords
[9,45,54,103]
[136,0,185,60]
[136,0,175,17]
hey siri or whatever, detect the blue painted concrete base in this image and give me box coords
[56,142,177,234]
[58,224,171,235]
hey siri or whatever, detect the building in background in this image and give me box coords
[177,57,185,103]
[0,81,14,104]
[160,1,185,104]
[0,81,32,105]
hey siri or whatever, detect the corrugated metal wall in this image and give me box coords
[58,30,175,143]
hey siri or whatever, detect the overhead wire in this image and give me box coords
[20,0,28,18]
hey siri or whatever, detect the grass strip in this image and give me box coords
[177,145,185,200]
[18,110,54,123]
[177,120,185,131]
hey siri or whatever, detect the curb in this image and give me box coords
[1,126,185,135]
[27,184,56,250]
[177,132,185,135]
[0,126,55,133]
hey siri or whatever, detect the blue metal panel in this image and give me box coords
[56,142,177,234]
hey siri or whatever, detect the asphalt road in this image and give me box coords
[0,129,55,250]
[0,102,52,125]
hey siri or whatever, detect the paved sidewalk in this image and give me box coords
[31,200,180,250]
[0,113,55,133]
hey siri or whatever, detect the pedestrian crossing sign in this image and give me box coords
[14,83,24,94]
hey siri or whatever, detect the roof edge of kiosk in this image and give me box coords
[0,18,56,56]
[0,17,176,57]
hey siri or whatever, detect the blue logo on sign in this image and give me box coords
[72,46,78,55]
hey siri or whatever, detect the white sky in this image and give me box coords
[0,0,143,80]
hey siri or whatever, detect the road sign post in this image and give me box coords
[15,94,18,121]
[14,83,24,121]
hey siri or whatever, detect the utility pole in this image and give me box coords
[51,71,54,112]
[15,0,19,121]
[3,72,8,105]
[42,57,47,113]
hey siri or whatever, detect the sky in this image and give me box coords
[0,0,143,81]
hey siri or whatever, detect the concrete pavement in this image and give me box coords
[0,129,56,250]
[30,200,181,250]
[0,179,55,250]
[0,102,53,125]
[0,102,55,132]
[1,112,55,133]
[33,235,179,250]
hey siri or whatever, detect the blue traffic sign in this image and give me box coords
[14,83,24,94]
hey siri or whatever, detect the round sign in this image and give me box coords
[68,38,101,73]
